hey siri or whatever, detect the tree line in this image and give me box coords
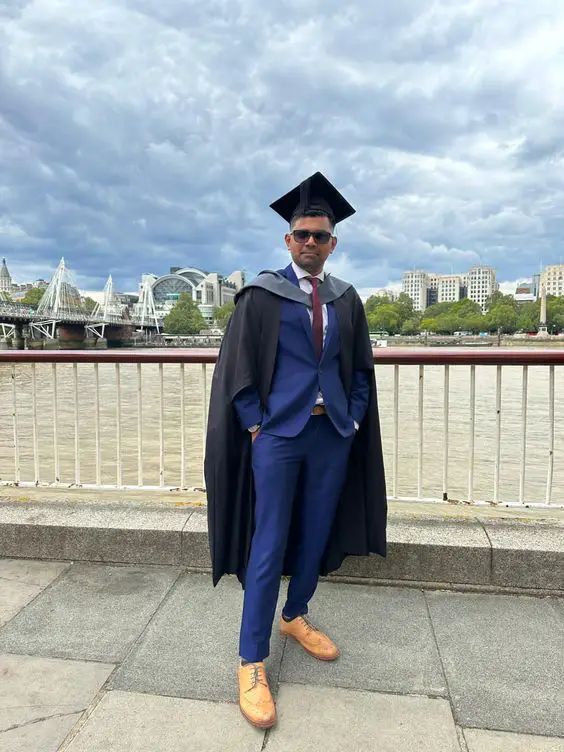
[87,289,562,337]
[364,291,564,335]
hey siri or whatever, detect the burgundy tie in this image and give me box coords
[307,277,323,359]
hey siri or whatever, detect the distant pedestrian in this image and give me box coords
[205,171,387,729]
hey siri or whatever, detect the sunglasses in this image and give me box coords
[290,229,334,244]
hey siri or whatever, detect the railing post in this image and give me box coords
[417,364,424,499]
[519,365,528,504]
[392,364,399,499]
[11,364,20,484]
[137,363,143,487]
[467,365,475,503]
[546,365,554,504]
[494,365,502,503]
[52,363,59,483]
[31,363,39,484]
[442,365,449,501]
[202,363,208,488]
[73,362,80,486]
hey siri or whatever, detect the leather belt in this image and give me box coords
[311,405,326,416]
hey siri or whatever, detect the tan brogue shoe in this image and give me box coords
[238,661,277,729]
[279,614,340,661]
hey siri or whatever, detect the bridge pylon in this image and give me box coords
[31,257,85,339]
[138,277,161,334]
[85,275,126,339]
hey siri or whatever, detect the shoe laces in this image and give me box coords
[298,615,319,634]
[245,663,268,691]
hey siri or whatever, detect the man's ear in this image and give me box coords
[284,233,292,250]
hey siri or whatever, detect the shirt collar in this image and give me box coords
[291,260,325,282]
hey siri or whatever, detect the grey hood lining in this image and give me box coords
[236,270,352,307]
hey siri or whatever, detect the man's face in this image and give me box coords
[285,215,338,275]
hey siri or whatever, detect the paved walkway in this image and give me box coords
[0,558,563,751]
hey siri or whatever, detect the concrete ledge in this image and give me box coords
[0,493,562,593]
[0,497,194,565]
[481,519,564,590]
[336,518,491,585]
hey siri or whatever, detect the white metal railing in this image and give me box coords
[0,349,562,507]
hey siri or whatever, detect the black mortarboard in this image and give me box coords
[269,171,356,225]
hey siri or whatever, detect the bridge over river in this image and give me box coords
[0,258,162,349]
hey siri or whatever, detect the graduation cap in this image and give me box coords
[270,171,356,225]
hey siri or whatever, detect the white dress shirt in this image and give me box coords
[291,261,358,430]
[291,261,327,406]
[291,261,328,343]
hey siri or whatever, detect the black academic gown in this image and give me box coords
[204,268,388,587]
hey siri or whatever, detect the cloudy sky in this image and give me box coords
[1,0,564,296]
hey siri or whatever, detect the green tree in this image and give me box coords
[364,294,393,317]
[365,292,414,334]
[82,296,97,314]
[465,314,485,333]
[516,301,539,333]
[163,292,206,335]
[547,295,564,333]
[422,301,453,319]
[21,287,45,306]
[394,292,415,324]
[366,304,400,334]
[485,291,517,312]
[213,300,235,330]
[488,304,518,333]
[401,317,421,335]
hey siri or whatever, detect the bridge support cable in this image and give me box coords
[138,277,161,334]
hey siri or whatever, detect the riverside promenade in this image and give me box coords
[0,488,563,751]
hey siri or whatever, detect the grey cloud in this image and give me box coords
[1,0,564,292]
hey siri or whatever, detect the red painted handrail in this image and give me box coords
[0,347,563,366]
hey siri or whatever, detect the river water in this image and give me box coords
[0,353,562,504]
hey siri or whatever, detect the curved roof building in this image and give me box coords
[144,266,245,324]
[152,267,207,306]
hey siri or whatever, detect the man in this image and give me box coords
[205,172,387,729]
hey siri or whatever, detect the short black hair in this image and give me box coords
[290,208,335,230]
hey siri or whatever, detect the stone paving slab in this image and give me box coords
[481,520,564,590]
[0,563,180,662]
[109,571,285,702]
[280,580,446,696]
[0,557,70,587]
[266,683,460,752]
[0,579,43,628]
[0,499,194,565]
[0,558,69,626]
[62,690,264,751]
[464,728,564,751]
[426,590,564,737]
[0,653,113,752]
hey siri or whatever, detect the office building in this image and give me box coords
[402,271,429,312]
[466,266,497,311]
[539,264,564,298]
[402,270,467,311]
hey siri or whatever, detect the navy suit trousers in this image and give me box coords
[238,414,354,662]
